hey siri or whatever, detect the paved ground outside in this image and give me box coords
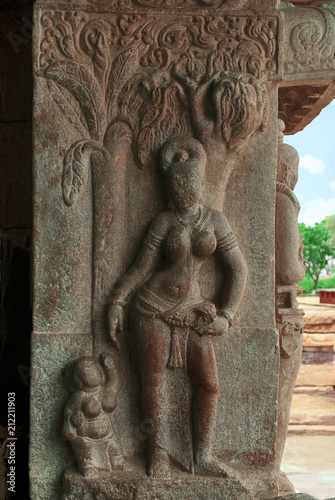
[283,295,335,500]
[282,434,335,500]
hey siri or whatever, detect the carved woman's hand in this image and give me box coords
[108,305,124,350]
[100,353,117,373]
[197,316,229,337]
[70,410,84,428]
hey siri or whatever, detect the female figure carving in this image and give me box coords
[108,136,247,479]
[275,119,305,286]
[63,355,131,477]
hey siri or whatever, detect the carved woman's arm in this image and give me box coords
[63,393,83,441]
[213,210,248,327]
[108,213,168,349]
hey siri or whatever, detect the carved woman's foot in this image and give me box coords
[148,448,171,479]
[81,465,100,477]
[111,455,132,471]
[195,454,228,477]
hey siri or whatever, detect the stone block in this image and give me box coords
[30,0,335,497]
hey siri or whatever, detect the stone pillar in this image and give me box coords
[30,0,335,498]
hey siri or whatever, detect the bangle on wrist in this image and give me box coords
[216,309,233,327]
[111,299,127,309]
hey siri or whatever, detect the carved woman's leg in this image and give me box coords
[132,310,172,478]
[188,332,228,476]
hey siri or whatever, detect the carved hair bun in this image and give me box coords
[159,136,207,174]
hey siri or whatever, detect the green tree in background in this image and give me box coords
[299,219,335,291]
[325,214,335,250]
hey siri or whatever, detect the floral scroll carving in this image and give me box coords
[286,5,335,73]
[133,0,226,6]
[277,317,304,359]
[39,11,277,205]
[84,0,232,9]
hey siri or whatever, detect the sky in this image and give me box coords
[284,99,335,227]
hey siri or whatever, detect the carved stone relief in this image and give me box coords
[35,9,278,496]
[45,0,278,9]
[275,119,305,286]
[63,354,131,477]
[38,11,276,183]
[283,4,335,76]
[37,9,275,352]
[107,136,248,478]
[290,6,335,70]
[32,1,335,498]
[86,0,229,6]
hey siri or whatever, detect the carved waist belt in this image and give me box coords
[136,288,216,369]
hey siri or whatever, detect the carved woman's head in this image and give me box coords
[67,357,105,392]
[277,143,300,190]
[160,136,207,210]
[277,119,300,190]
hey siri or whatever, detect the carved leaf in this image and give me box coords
[136,88,164,166]
[62,140,94,206]
[46,61,106,141]
[47,80,89,136]
[92,32,110,91]
[106,49,137,121]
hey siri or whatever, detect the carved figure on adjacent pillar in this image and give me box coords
[108,136,247,479]
[275,119,305,495]
[63,354,131,477]
[275,119,305,286]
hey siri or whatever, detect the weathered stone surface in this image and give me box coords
[276,494,319,500]
[280,3,335,134]
[34,0,278,9]
[30,333,92,499]
[282,4,335,82]
[63,468,253,500]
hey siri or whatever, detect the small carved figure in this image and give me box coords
[108,136,247,479]
[275,119,305,286]
[63,354,131,477]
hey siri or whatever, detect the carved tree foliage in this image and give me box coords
[39,11,277,203]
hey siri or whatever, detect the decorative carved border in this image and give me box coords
[36,9,277,204]
[284,5,335,75]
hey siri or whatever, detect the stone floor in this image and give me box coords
[283,297,335,500]
[282,434,335,500]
